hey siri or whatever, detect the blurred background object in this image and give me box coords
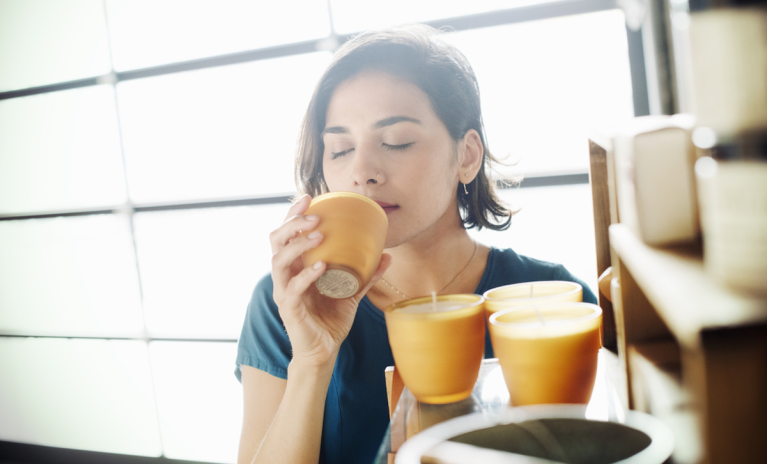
[586,0,767,462]
[0,0,645,463]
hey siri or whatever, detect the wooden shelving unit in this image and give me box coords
[611,225,767,347]
[609,223,767,463]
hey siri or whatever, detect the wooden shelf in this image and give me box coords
[590,129,767,463]
[610,223,767,463]
[609,224,767,348]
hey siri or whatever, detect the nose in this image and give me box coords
[350,144,383,186]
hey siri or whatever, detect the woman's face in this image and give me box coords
[322,71,463,248]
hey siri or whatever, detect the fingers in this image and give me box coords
[286,193,311,219]
[280,260,326,311]
[373,253,393,281]
[356,253,393,298]
[271,230,324,289]
[269,195,319,253]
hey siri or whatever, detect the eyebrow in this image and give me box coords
[374,116,422,129]
[321,115,422,136]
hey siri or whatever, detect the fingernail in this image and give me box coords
[308,231,321,239]
[305,215,319,221]
[313,261,323,270]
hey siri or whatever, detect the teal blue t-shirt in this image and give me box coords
[235,247,597,464]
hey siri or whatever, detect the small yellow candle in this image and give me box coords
[384,294,485,404]
[483,281,582,323]
[488,302,602,406]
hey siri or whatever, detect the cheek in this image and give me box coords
[411,159,457,208]
[321,159,344,190]
[424,152,459,191]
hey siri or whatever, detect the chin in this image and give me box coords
[383,237,399,250]
[383,229,406,250]
[383,225,419,250]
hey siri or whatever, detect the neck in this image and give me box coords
[371,223,484,306]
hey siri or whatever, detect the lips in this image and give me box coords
[374,200,399,214]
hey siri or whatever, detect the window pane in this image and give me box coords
[330,0,552,34]
[442,9,634,177]
[0,85,127,215]
[0,338,162,456]
[0,215,144,338]
[0,0,111,91]
[469,184,598,294]
[149,341,241,463]
[105,0,331,71]
[133,204,288,339]
[117,52,330,204]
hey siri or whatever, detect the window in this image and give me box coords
[0,1,635,462]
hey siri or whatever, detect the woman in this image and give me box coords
[236,25,596,464]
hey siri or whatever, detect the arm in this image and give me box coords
[237,366,286,464]
[238,360,336,464]
[237,195,390,464]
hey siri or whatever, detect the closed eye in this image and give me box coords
[331,148,354,159]
[383,142,414,151]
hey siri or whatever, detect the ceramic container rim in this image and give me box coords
[395,404,674,464]
[483,280,582,304]
[384,294,485,320]
[309,191,388,223]
[489,302,602,330]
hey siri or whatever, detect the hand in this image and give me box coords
[269,194,391,369]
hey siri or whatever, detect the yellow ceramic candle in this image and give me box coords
[384,295,485,404]
[301,192,388,299]
[488,302,602,406]
[483,281,582,323]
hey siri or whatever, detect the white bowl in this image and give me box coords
[395,404,674,464]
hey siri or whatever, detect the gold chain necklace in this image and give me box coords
[379,241,478,300]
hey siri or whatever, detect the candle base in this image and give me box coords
[316,265,361,299]
[411,388,473,405]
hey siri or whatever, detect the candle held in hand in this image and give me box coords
[300,192,388,299]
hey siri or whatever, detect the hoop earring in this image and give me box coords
[463,182,469,195]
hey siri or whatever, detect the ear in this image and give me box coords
[458,129,483,183]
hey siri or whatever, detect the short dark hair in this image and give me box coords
[295,24,511,231]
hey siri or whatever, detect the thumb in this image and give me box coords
[354,253,393,301]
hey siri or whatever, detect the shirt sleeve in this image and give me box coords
[235,274,292,382]
[553,266,598,305]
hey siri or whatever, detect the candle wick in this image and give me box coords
[431,291,437,311]
[535,307,547,326]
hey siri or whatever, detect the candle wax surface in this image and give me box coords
[394,301,475,314]
[485,281,581,301]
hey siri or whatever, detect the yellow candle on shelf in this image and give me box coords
[488,302,602,406]
[483,281,582,323]
[384,294,485,404]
